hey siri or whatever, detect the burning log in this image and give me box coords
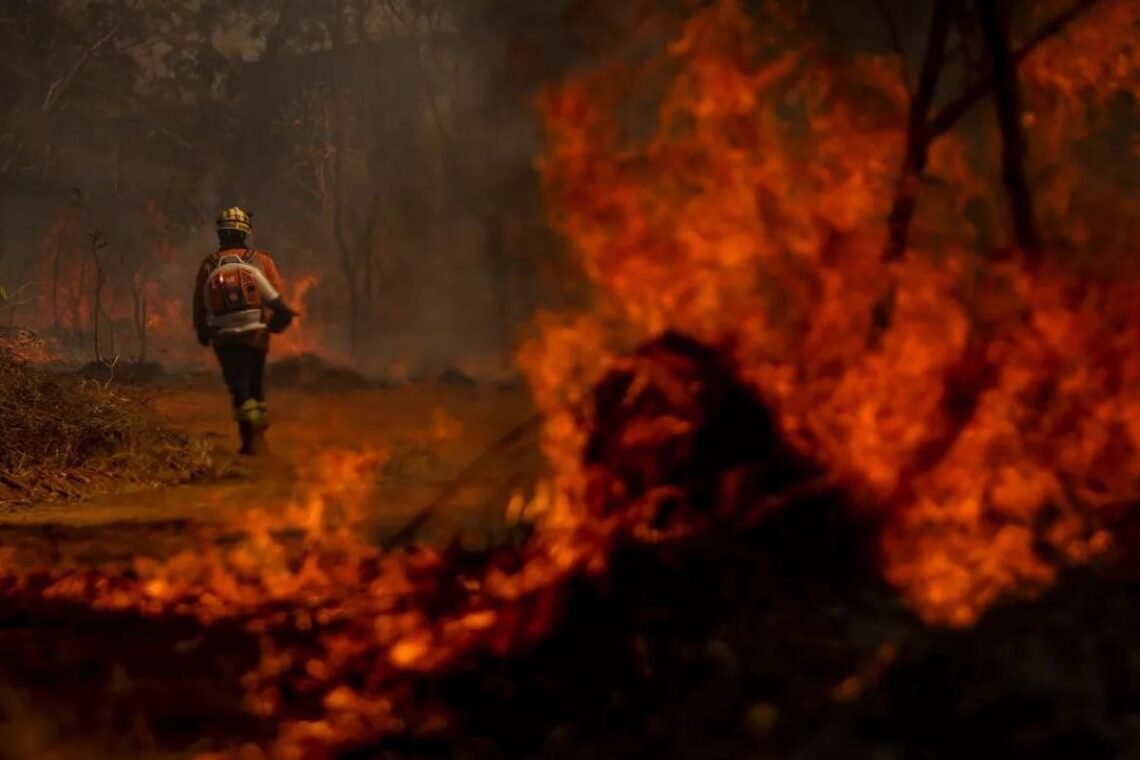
[280,334,872,758]
[249,334,866,756]
[582,332,831,539]
[233,333,867,758]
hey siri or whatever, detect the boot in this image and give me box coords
[239,422,270,456]
[249,424,268,455]
[238,420,257,455]
[235,401,269,455]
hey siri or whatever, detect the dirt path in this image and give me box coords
[0,380,543,759]
[0,382,542,562]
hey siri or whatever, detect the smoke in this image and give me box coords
[206,0,618,380]
[20,0,1120,380]
[0,0,620,380]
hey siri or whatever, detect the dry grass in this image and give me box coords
[0,350,221,505]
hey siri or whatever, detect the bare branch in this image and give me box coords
[43,23,122,112]
[976,0,1042,256]
[928,0,1103,139]
[382,0,410,29]
[882,0,954,263]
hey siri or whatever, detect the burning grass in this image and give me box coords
[0,335,856,758]
[0,334,1136,758]
[0,349,221,505]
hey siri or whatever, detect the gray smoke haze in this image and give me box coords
[5,0,1030,379]
[0,0,619,379]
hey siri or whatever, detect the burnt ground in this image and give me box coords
[0,374,1138,759]
[378,512,1140,760]
[2,491,1139,760]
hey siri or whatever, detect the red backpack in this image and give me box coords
[207,252,263,316]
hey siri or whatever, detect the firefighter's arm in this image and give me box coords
[260,252,285,294]
[192,260,210,345]
[258,252,295,333]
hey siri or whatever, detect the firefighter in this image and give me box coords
[193,207,295,455]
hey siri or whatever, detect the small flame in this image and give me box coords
[271,273,325,359]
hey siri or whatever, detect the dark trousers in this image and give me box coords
[214,342,267,410]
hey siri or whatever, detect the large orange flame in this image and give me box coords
[529,0,1140,625]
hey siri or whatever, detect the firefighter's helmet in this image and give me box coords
[216,206,252,234]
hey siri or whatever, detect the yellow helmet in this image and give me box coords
[216,206,252,234]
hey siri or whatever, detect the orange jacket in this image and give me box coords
[193,248,284,349]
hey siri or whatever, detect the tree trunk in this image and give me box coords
[346,282,361,356]
[133,281,147,363]
[104,306,115,360]
[224,0,305,202]
[50,248,61,329]
[0,186,6,272]
[74,257,89,342]
[868,0,1099,350]
[481,207,514,351]
[927,0,1103,141]
[327,0,364,357]
[975,0,1043,259]
[868,0,954,349]
[92,259,103,363]
[139,293,147,363]
[882,0,954,263]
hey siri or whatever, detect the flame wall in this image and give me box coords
[525,0,1140,625]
